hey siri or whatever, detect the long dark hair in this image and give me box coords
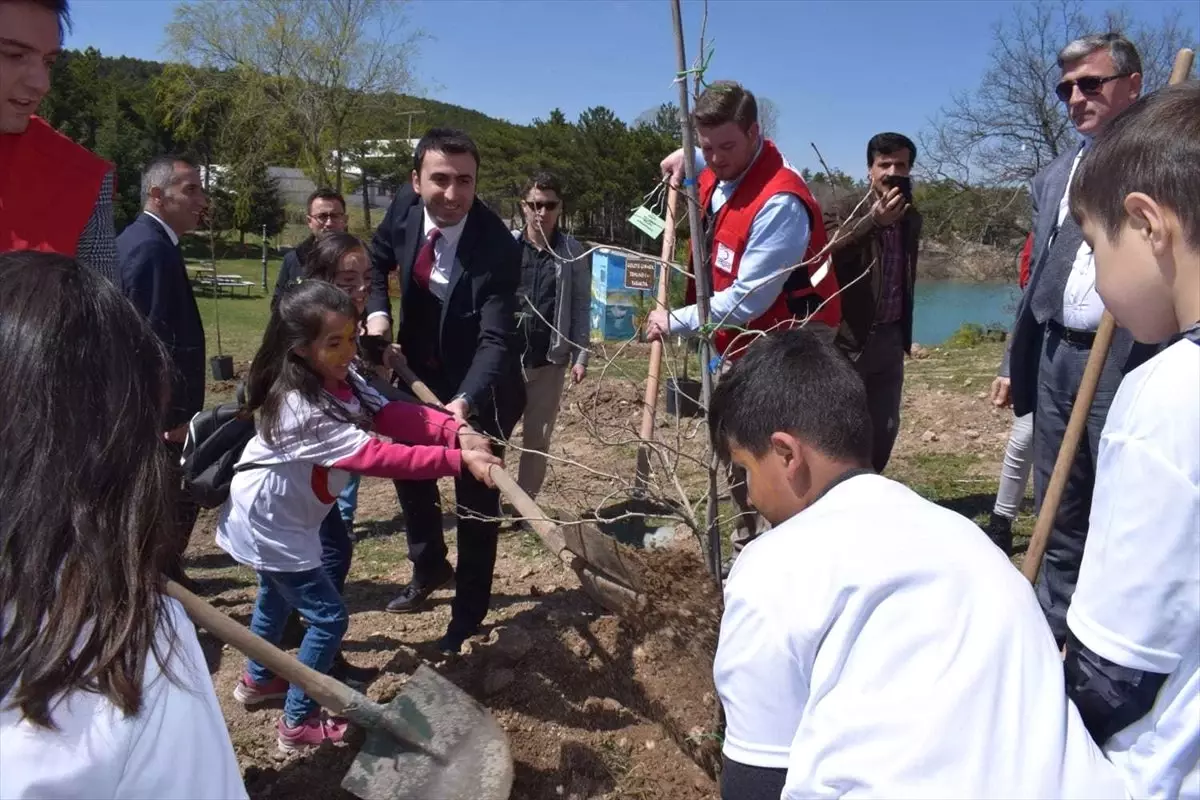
[302,231,367,284]
[0,252,180,729]
[245,279,377,445]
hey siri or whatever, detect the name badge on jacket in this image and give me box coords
[715,243,735,274]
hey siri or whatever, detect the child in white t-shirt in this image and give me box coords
[1064,81,1200,800]
[0,252,245,799]
[706,328,1124,800]
[217,279,500,753]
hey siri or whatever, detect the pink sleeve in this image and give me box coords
[372,401,461,448]
[333,438,462,481]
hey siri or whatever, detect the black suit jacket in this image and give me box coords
[368,186,524,435]
[271,234,316,310]
[118,212,206,430]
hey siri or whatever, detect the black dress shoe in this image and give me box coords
[330,652,379,687]
[435,626,477,656]
[385,564,455,614]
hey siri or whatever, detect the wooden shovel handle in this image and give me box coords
[392,364,571,562]
[638,186,680,445]
[1021,47,1194,584]
[165,578,359,714]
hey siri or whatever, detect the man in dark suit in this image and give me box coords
[992,33,1153,645]
[271,187,348,309]
[819,132,923,475]
[118,155,208,550]
[366,128,525,654]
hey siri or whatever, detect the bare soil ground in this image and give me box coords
[187,339,1026,799]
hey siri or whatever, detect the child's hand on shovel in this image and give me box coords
[462,449,503,488]
[457,426,493,455]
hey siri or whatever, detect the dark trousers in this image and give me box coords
[165,441,200,583]
[1032,323,1123,644]
[720,757,786,800]
[395,444,504,637]
[853,322,906,473]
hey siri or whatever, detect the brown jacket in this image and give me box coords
[814,185,922,357]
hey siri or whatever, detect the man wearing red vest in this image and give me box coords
[648,81,841,358]
[648,81,841,560]
[0,0,117,282]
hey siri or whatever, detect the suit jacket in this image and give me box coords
[817,183,922,357]
[367,186,524,436]
[118,213,206,430]
[1001,145,1150,416]
[271,234,316,310]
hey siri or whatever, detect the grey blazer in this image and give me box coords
[1000,144,1147,416]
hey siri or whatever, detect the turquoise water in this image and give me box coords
[913,281,1020,346]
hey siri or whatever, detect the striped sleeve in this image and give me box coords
[76,170,119,285]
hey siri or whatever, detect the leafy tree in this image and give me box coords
[343,138,412,229]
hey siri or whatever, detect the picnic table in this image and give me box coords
[188,263,256,296]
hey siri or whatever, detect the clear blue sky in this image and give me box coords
[66,0,1197,177]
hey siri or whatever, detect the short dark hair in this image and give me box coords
[306,188,345,215]
[413,127,479,174]
[709,329,873,465]
[11,0,72,36]
[867,132,917,168]
[522,171,563,199]
[693,81,758,132]
[0,251,180,729]
[1071,82,1200,250]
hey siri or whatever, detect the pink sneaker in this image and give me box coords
[232,673,289,706]
[277,713,349,753]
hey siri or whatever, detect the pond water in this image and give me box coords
[913,281,1020,346]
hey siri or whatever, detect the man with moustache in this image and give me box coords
[366,127,525,655]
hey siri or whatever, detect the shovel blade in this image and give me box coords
[341,665,513,800]
[563,517,643,594]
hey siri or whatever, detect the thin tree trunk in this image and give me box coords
[361,176,372,231]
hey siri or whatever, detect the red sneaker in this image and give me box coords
[232,673,289,706]
[277,713,349,754]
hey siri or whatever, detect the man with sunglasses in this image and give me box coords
[992,32,1155,646]
[271,187,348,308]
[510,171,591,501]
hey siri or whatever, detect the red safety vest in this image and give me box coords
[687,139,840,359]
[0,115,112,257]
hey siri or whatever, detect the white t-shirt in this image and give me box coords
[1068,336,1200,800]
[715,472,1125,799]
[0,598,246,799]
[216,375,384,572]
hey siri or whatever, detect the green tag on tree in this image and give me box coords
[628,205,666,239]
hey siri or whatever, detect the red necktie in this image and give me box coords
[412,228,442,292]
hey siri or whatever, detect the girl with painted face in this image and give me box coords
[216,280,499,752]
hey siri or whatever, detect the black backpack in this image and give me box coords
[180,386,264,509]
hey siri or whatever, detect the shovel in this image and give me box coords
[164,579,514,800]
[391,364,647,616]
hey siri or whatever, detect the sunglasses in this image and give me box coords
[1055,73,1130,102]
[524,200,560,212]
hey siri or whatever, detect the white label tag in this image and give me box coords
[628,206,666,239]
[715,243,735,273]
[809,256,831,287]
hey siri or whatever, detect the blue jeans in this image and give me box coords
[248,567,348,725]
[319,507,353,595]
[336,474,361,529]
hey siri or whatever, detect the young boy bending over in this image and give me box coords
[1065,81,1200,800]
[707,328,1124,800]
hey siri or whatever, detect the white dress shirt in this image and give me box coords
[366,207,469,325]
[1058,149,1106,330]
[423,207,466,304]
[144,210,180,246]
